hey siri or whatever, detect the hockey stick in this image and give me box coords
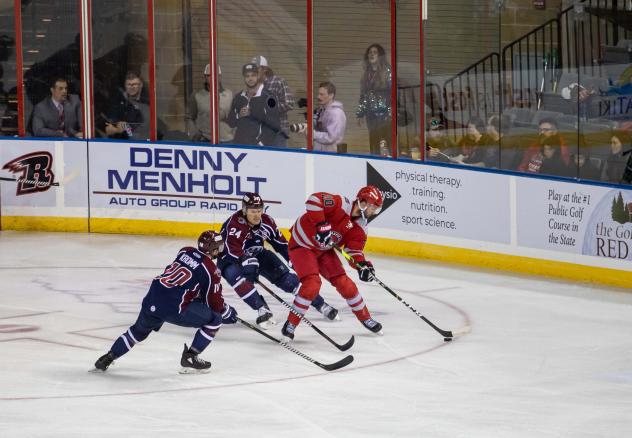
[0,168,80,187]
[256,280,355,351]
[0,176,60,186]
[333,245,469,341]
[236,316,353,371]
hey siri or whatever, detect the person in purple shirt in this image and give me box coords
[218,192,339,329]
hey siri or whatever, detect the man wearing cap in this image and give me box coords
[252,55,294,147]
[227,63,280,146]
[186,64,235,142]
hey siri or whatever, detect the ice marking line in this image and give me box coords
[0,311,62,320]
[0,337,97,351]
[0,340,454,402]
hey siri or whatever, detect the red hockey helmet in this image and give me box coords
[357,185,383,208]
[242,192,264,214]
[198,230,224,257]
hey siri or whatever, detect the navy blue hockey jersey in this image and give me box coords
[142,246,225,318]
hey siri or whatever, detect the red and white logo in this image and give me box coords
[2,152,56,196]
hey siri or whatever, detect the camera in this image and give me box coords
[289,122,307,133]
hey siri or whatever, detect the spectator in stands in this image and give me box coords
[517,118,570,173]
[311,81,346,152]
[102,71,151,140]
[560,82,596,121]
[186,64,235,143]
[539,138,571,176]
[574,152,601,180]
[356,43,392,155]
[425,116,456,163]
[227,63,280,146]
[32,77,83,138]
[449,116,487,165]
[479,114,511,168]
[251,55,294,147]
[602,130,631,183]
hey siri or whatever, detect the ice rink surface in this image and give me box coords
[0,231,631,437]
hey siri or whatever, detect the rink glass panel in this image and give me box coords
[0,0,17,136]
[154,0,209,143]
[313,0,392,156]
[20,0,81,137]
[91,0,149,140]
[216,0,307,150]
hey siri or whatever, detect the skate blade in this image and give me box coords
[331,313,341,321]
[179,367,211,375]
[88,367,106,373]
[280,335,293,344]
[257,319,277,330]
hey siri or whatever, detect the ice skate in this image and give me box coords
[256,306,276,330]
[361,318,383,335]
[281,320,296,342]
[179,343,211,374]
[91,351,115,372]
[316,302,340,321]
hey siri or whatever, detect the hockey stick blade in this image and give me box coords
[236,317,354,371]
[334,245,461,340]
[257,280,355,351]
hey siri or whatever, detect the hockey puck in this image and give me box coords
[443,337,452,342]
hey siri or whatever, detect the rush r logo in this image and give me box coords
[2,152,56,196]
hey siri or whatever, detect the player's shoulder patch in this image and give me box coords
[237,216,246,225]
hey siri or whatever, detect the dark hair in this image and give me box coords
[124,71,142,82]
[612,129,631,146]
[361,43,390,91]
[50,77,67,88]
[538,118,558,129]
[319,81,336,96]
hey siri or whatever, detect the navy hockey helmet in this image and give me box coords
[198,230,224,257]
[242,192,264,214]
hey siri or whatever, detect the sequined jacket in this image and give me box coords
[356,65,392,120]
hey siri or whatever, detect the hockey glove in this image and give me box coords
[241,256,260,282]
[314,221,333,246]
[356,261,375,282]
[221,303,238,324]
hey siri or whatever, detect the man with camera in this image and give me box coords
[292,82,346,152]
[227,63,280,146]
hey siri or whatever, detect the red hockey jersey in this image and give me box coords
[290,192,368,264]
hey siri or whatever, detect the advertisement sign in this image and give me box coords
[88,142,307,224]
[516,178,632,262]
[313,156,511,244]
[0,139,88,216]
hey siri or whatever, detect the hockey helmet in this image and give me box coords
[198,230,224,256]
[356,185,383,210]
[242,192,264,214]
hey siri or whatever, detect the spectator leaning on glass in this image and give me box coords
[185,64,235,143]
[103,71,150,140]
[308,82,346,152]
[32,77,83,138]
[356,43,392,155]
[227,63,280,146]
[251,55,294,147]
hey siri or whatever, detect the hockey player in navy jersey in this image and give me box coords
[218,192,338,329]
[93,231,237,374]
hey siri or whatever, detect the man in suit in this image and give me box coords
[32,77,83,138]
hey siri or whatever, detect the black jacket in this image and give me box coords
[227,85,280,146]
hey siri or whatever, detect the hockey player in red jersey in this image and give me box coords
[281,185,384,340]
[93,231,236,374]
[218,192,339,330]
